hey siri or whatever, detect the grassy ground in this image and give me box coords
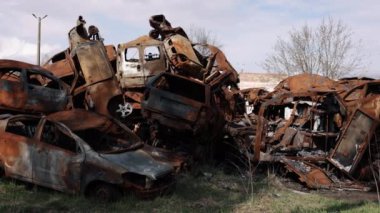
[0,166,379,212]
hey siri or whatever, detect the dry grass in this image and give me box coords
[1,167,379,212]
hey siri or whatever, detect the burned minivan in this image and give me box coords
[0,110,174,201]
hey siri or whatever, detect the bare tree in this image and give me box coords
[262,17,363,79]
[187,25,222,56]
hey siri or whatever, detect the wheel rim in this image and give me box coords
[116,102,133,118]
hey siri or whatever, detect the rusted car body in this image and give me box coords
[0,110,174,201]
[142,72,217,134]
[0,59,70,113]
[140,50,243,143]
[44,23,128,119]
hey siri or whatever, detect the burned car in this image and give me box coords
[141,68,243,148]
[142,72,216,134]
[0,59,70,114]
[0,109,174,201]
[43,18,128,119]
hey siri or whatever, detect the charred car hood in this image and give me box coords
[99,149,173,180]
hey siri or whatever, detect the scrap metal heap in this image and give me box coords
[37,15,380,190]
[238,74,380,191]
[118,15,245,152]
[1,14,379,202]
[116,15,380,191]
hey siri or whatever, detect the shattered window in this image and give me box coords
[125,47,139,62]
[332,110,374,172]
[26,72,43,86]
[27,70,61,90]
[144,46,160,61]
[41,122,78,153]
[75,124,141,153]
[0,68,22,82]
[5,118,39,138]
[366,83,380,96]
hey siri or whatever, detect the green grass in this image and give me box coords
[0,167,379,212]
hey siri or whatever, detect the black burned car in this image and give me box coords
[0,59,70,113]
[0,109,174,201]
[141,72,215,134]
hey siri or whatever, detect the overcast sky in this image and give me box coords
[0,0,379,77]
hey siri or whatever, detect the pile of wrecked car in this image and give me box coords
[1,14,379,202]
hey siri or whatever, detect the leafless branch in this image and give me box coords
[262,17,363,79]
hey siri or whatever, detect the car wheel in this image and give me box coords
[91,183,121,202]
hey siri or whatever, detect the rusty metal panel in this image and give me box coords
[0,133,34,181]
[74,41,114,85]
[163,34,202,70]
[328,110,376,173]
[282,157,332,189]
[141,73,208,128]
[43,50,75,79]
[0,116,40,183]
[274,73,336,93]
[0,77,27,110]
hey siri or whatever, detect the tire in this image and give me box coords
[90,183,121,202]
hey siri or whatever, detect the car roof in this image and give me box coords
[0,59,59,80]
[0,114,41,132]
[0,59,50,72]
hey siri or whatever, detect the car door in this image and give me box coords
[328,110,377,174]
[142,44,166,79]
[25,69,68,112]
[119,46,144,87]
[0,116,39,182]
[32,120,84,193]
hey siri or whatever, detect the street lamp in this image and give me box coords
[32,14,47,66]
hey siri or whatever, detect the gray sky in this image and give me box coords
[0,0,379,78]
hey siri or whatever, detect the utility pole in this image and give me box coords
[32,14,47,66]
